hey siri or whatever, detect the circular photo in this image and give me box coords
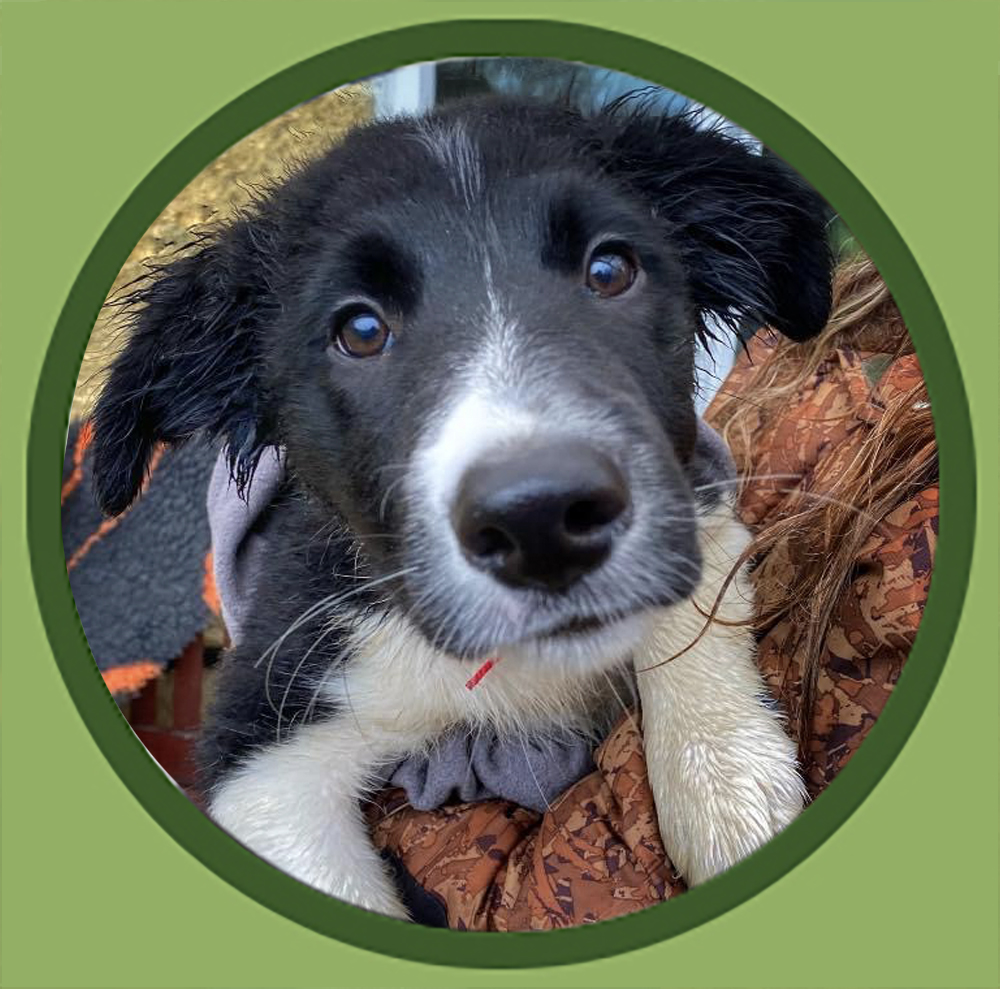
[63,57,938,931]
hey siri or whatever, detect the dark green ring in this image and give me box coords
[27,19,975,969]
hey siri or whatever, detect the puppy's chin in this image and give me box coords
[483,608,662,675]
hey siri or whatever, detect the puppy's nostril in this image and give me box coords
[564,493,626,536]
[468,525,515,560]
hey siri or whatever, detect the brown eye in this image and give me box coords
[586,248,637,298]
[333,308,393,358]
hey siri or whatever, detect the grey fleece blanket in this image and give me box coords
[208,420,735,812]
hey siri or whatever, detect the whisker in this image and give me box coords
[693,472,802,493]
[378,475,408,524]
[694,474,878,523]
[602,670,640,738]
[256,565,416,670]
[302,665,334,724]
[257,567,417,719]
[275,618,342,742]
[518,735,553,813]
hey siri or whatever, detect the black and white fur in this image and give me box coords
[92,97,832,919]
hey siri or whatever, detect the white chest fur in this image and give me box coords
[208,501,803,915]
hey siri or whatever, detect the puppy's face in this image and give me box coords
[92,98,832,669]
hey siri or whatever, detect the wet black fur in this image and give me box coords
[91,97,833,789]
[191,487,382,787]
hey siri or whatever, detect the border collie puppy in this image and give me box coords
[91,97,832,920]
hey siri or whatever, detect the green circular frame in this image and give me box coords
[29,19,974,969]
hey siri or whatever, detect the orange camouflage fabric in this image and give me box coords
[367,334,936,929]
[718,336,936,795]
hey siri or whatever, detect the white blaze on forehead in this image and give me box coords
[412,249,537,515]
[479,254,521,385]
[482,254,503,326]
[413,119,483,209]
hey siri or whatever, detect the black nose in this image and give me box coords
[451,441,631,591]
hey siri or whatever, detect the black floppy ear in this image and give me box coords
[599,108,833,341]
[91,223,272,516]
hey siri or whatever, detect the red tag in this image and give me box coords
[465,657,498,690]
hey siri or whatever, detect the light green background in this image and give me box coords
[2,3,997,987]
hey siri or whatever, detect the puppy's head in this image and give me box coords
[92,97,832,669]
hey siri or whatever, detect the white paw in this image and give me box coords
[319,864,412,921]
[651,719,806,886]
[208,768,412,921]
[222,821,412,920]
[634,504,806,887]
